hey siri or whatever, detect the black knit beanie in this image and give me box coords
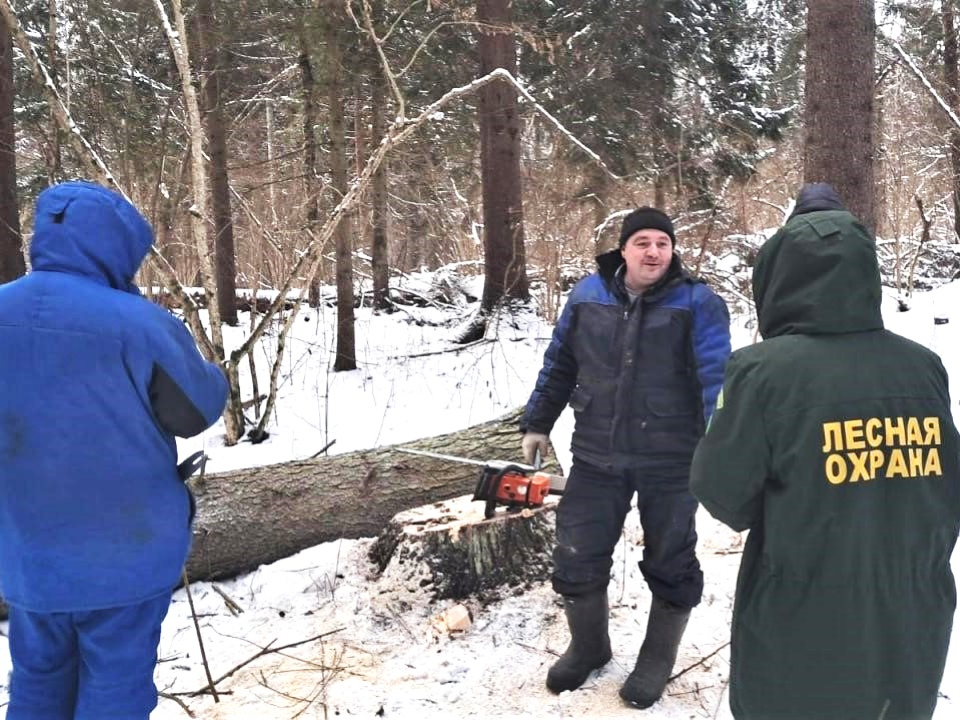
[618,207,676,248]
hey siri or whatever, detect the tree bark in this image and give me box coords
[0,11,23,284]
[0,409,534,621]
[196,0,238,327]
[45,0,61,183]
[185,407,534,582]
[477,0,529,313]
[298,20,323,308]
[943,1,960,242]
[371,67,390,310]
[369,495,555,601]
[803,0,876,232]
[325,0,357,370]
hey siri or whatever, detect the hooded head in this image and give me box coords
[29,181,153,293]
[788,182,846,219]
[618,207,676,248]
[753,184,883,338]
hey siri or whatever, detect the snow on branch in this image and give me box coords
[0,0,115,186]
[885,38,960,132]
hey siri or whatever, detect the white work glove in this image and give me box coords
[521,432,550,465]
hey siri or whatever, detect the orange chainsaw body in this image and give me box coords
[472,463,563,519]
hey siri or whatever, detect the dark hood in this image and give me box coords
[789,182,846,219]
[753,209,883,338]
[29,181,153,293]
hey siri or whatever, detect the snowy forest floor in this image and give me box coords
[0,270,958,719]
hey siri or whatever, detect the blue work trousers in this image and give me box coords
[551,457,703,608]
[6,593,171,720]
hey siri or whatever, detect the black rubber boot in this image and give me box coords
[619,596,691,709]
[545,591,613,693]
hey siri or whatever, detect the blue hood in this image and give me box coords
[29,181,153,292]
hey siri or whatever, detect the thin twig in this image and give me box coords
[392,337,494,359]
[309,439,337,459]
[186,628,344,696]
[669,641,731,681]
[158,691,196,718]
[211,584,244,616]
[182,570,220,702]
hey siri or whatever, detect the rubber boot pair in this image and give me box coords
[545,591,613,693]
[619,595,691,709]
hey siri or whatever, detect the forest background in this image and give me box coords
[0,1,958,449]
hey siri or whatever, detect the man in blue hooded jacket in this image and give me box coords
[0,181,228,719]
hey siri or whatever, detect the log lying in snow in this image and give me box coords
[369,494,557,601]
[0,408,545,621]
[184,407,546,582]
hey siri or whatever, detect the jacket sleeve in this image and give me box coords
[691,286,732,424]
[147,312,229,438]
[690,351,770,532]
[520,291,579,435]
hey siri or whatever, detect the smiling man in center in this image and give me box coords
[520,206,731,708]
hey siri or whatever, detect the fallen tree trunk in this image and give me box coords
[185,407,538,581]
[0,407,540,621]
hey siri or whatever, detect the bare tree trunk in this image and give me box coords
[325,0,356,371]
[0,12,22,284]
[804,0,876,232]
[477,0,529,313]
[45,0,61,183]
[944,1,960,242]
[371,66,390,310]
[298,24,322,308]
[185,408,535,581]
[195,0,238,326]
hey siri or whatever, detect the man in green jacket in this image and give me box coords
[690,183,960,719]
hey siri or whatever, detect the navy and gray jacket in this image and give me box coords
[522,249,731,471]
[0,181,228,613]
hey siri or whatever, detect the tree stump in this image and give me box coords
[369,494,558,602]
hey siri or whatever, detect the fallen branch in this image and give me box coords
[186,628,344,696]
[182,570,219,703]
[393,337,495,360]
[158,692,196,718]
[211,583,244,616]
[670,641,731,682]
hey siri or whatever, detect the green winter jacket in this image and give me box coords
[690,209,960,720]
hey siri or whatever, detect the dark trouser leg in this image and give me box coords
[634,477,702,609]
[551,459,633,597]
[620,474,700,708]
[547,459,631,692]
[7,607,78,720]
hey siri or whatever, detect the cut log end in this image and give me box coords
[370,494,557,603]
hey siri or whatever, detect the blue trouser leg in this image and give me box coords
[73,593,171,720]
[552,459,633,596]
[7,607,79,720]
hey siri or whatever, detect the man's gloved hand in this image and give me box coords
[521,432,550,465]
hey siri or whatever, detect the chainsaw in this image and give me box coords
[397,448,566,519]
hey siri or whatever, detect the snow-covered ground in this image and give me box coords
[0,271,957,719]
